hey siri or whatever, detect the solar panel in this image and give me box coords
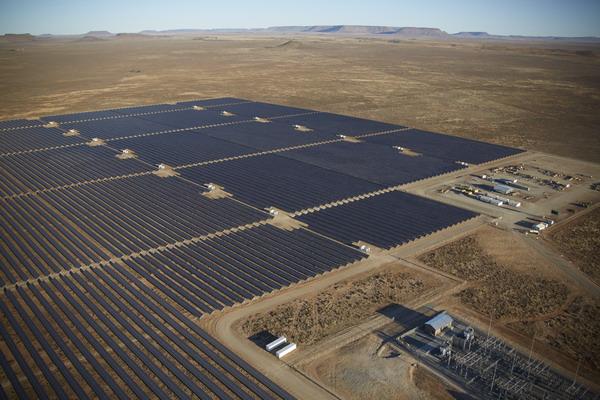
[279,141,464,186]
[41,110,123,123]
[207,101,314,118]
[112,130,256,166]
[121,224,365,314]
[175,97,249,107]
[179,154,382,212]
[111,103,190,115]
[136,109,249,130]
[0,145,150,196]
[361,129,525,164]
[60,116,174,139]
[0,126,86,155]
[0,270,294,399]
[297,191,478,249]
[38,174,268,256]
[0,119,44,131]
[200,120,338,151]
[274,112,405,135]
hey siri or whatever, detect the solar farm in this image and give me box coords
[0,97,531,398]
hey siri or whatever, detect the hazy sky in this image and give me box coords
[1,0,599,37]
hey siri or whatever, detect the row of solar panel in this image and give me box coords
[0,264,293,399]
[123,224,365,315]
[0,127,86,155]
[0,175,268,284]
[0,98,249,133]
[0,146,149,197]
[0,100,404,154]
[1,129,445,199]
[39,97,252,124]
[297,191,479,249]
[179,154,383,212]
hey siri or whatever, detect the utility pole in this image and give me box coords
[526,330,536,381]
[490,361,498,393]
[570,358,581,389]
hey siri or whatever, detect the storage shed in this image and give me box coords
[493,184,514,195]
[423,312,453,336]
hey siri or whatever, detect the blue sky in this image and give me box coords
[1,0,599,37]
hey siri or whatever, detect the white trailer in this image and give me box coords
[477,195,503,206]
[265,336,287,352]
[276,343,297,359]
[487,193,521,207]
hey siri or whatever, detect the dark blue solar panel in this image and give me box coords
[112,130,256,166]
[179,154,382,212]
[0,119,44,130]
[111,103,189,115]
[207,101,313,118]
[362,129,525,164]
[297,191,478,249]
[0,146,150,196]
[41,110,122,123]
[175,97,249,107]
[0,194,109,283]
[200,120,338,151]
[279,141,464,186]
[275,112,405,136]
[0,127,86,154]
[39,174,268,257]
[60,116,174,140]
[123,224,365,314]
[136,109,249,129]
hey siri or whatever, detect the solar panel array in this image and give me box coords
[0,127,86,155]
[296,191,479,249]
[0,97,523,399]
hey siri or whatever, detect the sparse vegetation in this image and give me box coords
[419,236,569,320]
[550,207,600,284]
[242,270,433,345]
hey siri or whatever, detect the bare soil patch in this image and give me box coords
[304,334,457,400]
[241,266,439,345]
[549,207,600,284]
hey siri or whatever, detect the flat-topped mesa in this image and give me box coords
[87,137,106,146]
[267,207,307,231]
[293,124,312,132]
[153,163,179,177]
[63,128,80,137]
[116,148,137,159]
[337,134,362,143]
[202,183,232,199]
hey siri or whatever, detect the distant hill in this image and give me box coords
[267,25,449,37]
[9,25,598,43]
[75,36,106,42]
[453,32,492,38]
[0,33,36,43]
[85,30,114,37]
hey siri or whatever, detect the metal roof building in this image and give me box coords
[424,312,453,336]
